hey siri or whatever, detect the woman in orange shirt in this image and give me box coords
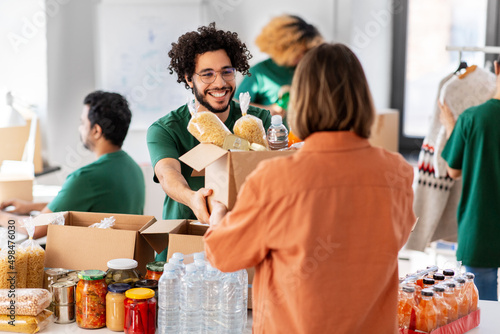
[204,43,416,334]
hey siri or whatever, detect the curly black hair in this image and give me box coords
[168,22,252,90]
[84,91,131,147]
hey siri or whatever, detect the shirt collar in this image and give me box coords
[300,131,371,152]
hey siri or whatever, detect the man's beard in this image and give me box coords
[193,83,234,114]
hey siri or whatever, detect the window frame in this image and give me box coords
[391,0,500,157]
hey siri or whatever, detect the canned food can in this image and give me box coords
[53,303,76,324]
[44,268,70,291]
[51,281,76,304]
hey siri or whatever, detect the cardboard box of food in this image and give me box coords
[36,211,156,274]
[0,174,33,202]
[370,109,399,152]
[141,219,256,309]
[179,144,294,210]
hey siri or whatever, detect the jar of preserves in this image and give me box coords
[105,258,141,286]
[145,261,165,281]
[106,283,131,331]
[124,288,156,334]
[76,270,107,329]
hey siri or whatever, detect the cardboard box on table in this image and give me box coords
[141,219,256,309]
[179,143,295,211]
[36,211,157,274]
[0,173,33,202]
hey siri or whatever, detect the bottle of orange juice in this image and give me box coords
[465,273,479,313]
[443,269,455,281]
[454,276,469,318]
[433,273,445,283]
[432,285,449,328]
[423,277,435,289]
[415,289,438,332]
[398,285,416,329]
[443,282,459,323]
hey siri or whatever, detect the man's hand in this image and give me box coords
[0,199,35,215]
[190,188,213,224]
[209,200,228,227]
[438,101,456,139]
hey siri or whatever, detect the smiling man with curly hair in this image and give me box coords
[147,23,272,260]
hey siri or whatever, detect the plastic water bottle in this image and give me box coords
[194,251,205,261]
[221,272,244,333]
[180,264,202,333]
[157,263,180,334]
[203,265,222,334]
[267,115,289,150]
[195,259,206,278]
[238,269,248,329]
[169,257,185,277]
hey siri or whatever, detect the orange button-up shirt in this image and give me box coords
[204,131,415,334]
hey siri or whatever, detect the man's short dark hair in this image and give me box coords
[83,91,131,147]
[168,22,252,90]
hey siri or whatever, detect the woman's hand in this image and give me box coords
[209,200,228,227]
[438,101,456,139]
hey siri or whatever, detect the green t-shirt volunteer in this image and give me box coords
[441,98,500,267]
[147,100,272,220]
[48,150,145,214]
[236,58,294,129]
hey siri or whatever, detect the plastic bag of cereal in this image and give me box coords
[20,218,45,289]
[233,92,268,149]
[187,99,231,147]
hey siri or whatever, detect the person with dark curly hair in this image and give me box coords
[147,23,272,260]
[0,91,145,239]
[236,15,323,129]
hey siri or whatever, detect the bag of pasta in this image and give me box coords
[0,309,52,334]
[20,218,45,289]
[0,229,28,289]
[233,92,268,149]
[187,99,231,147]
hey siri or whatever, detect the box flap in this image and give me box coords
[32,211,69,226]
[179,143,228,172]
[34,211,154,229]
[45,225,137,271]
[141,220,190,254]
[167,234,205,261]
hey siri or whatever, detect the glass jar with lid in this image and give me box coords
[145,261,165,281]
[76,270,107,329]
[124,288,156,334]
[105,258,141,286]
[106,283,131,331]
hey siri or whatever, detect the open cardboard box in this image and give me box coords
[36,211,156,274]
[180,143,294,211]
[141,219,256,309]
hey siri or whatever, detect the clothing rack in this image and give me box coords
[446,46,500,63]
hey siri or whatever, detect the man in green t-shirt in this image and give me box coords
[0,91,145,239]
[440,60,500,301]
[146,23,271,251]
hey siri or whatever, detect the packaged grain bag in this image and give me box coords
[233,92,268,149]
[20,218,45,289]
[187,99,231,147]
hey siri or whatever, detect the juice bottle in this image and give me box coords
[397,285,416,329]
[432,285,449,328]
[454,276,469,318]
[465,272,479,313]
[415,289,438,332]
[443,282,459,323]
[423,277,435,289]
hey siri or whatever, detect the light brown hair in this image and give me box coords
[255,15,323,67]
[289,43,375,140]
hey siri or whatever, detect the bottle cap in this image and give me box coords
[78,270,106,281]
[146,261,166,272]
[271,115,283,126]
[433,273,445,281]
[465,272,475,280]
[432,285,446,293]
[423,278,435,285]
[444,281,456,289]
[421,288,434,297]
[134,279,158,290]
[443,269,455,277]
[164,263,176,272]
[125,288,155,300]
[454,276,466,284]
[108,283,131,293]
[401,285,415,293]
[172,253,184,261]
[107,258,138,270]
[193,252,205,260]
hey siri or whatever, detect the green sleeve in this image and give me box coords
[147,122,180,168]
[47,170,94,212]
[442,115,469,170]
[236,73,261,103]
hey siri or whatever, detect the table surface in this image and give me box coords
[21,300,496,333]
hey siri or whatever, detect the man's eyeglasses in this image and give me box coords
[194,67,236,84]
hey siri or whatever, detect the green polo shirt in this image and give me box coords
[442,98,500,267]
[47,150,145,214]
[147,100,272,220]
[236,58,294,129]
